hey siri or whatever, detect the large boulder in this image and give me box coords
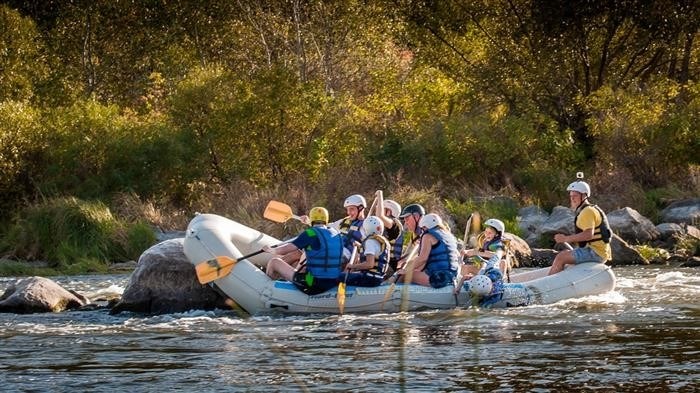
[610,234,648,266]
[527,249,558,268]
[537,206,575,245]
[656,223,685,240]
[0,276,89,313]
[607,207,659,244]
[517,205,550,247]
[660,198,700,225]
[110,238,227,315]
[503,233,532,267]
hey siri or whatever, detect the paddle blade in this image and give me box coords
[195,256,236,284]
[337,282,346,314]
[263,200,294,223]
[467,211,482,248]
[380,282,396,311]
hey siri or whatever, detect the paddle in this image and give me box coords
[337,245,358,315]
[380,243,419,311]
[195,242,288,284]
[264,200,304,223]
[467,211,481,248]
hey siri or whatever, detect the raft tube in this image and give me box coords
[183,214,616,314]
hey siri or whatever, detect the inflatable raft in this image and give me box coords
[183,214,616,314]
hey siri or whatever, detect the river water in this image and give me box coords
[1,265,698,392]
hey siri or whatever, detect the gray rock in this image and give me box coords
[610,234,648,266]
[0,276,89,313]
[660,198,700,225]
[517,205,549,240]
[680,256,700,268]
[656,223,685,241]
[503,233,531,268]
[537,206,575,244]
[110,238,227,315]
[608,207,659,244]
[527,249,558,267]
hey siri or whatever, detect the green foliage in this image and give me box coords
[675,235,700,257]
[0,197,155,269]
[0,101,45,221]
[0,259,58,277]
[634,245,670,264]
[0,5,48,101]
[641,186,688,223]
[584,81,700,187]
[444,197,522,237]
[0,1,697,279]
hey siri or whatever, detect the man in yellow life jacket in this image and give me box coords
[548,179,613,275]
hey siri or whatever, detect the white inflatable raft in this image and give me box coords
[183,214,616,314]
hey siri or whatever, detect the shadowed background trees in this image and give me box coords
[1,0,698,229]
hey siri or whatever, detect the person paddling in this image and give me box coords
[264,206,343,295]
[341,216,391,287]
[394,213,460,289]
[328,194,367,256]
[455,218,507,295]
[548,176,612,275]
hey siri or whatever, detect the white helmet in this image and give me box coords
[484,218,505,235]
[344,194,367,208]
[469,275,493,296]
[418,213,443,229]
[566,181,591,197]
[383,199,401,218]
[362,215,384,236]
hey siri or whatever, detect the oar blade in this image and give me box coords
[337,283,346,315]
[195,256,236,284]
[263,200,294,223]
[467,211,482,248]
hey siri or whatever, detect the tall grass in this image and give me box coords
[0,197,156,270]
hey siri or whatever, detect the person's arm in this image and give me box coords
[462,247,499,260]
[264,242,297,255]
[373,190,394,228]
[411,235,433,272]
[554,207,597,244]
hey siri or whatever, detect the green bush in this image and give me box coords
[0,197,156,270]
[444,196,521,237]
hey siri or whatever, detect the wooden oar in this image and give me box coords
[263,200,304,223]
[380,243,419,311]
[337,245,358,315]
[467,211,481,248]
[195,242,288,284]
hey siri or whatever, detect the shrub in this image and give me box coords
[0,197,156,270]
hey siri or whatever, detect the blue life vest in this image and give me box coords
[481,236,505,253]
[423,228,459,275]
[339,217,364,250]
[304,227,343,279]
[360,234,390,275]
[392,227,423,263]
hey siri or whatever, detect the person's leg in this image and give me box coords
[410,270,431,286]
[548,249,576,275]
[266,257,296,280]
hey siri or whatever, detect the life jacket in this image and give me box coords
[391,227,423,263]
[360,234,391,276]
[339,217,364,250]
[480,236,505,254]
[304,226,344,279]
[422,228,459,276]
[574,203,612,247]
[383,217,402,242]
